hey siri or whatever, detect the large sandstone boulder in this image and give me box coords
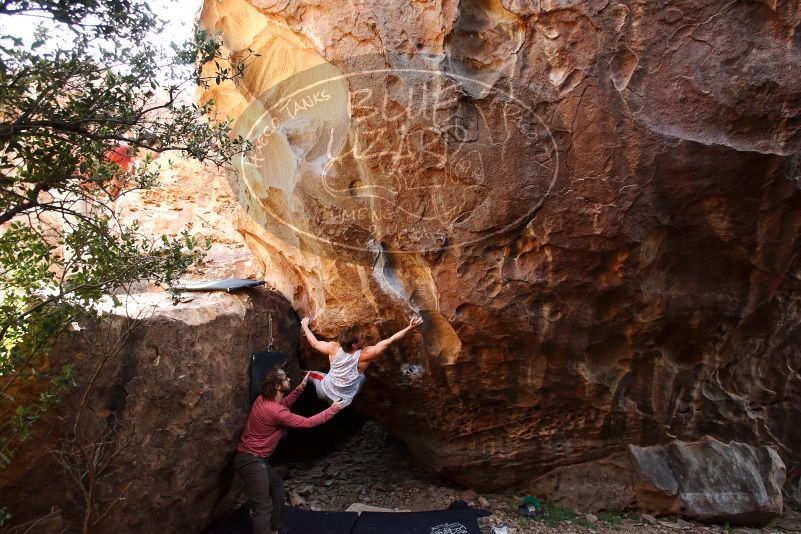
[630,438,785,525]
[198,0,801,515]
[0,289,300,532]
[529,438,786,526]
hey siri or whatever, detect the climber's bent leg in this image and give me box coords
[303,371,336,405]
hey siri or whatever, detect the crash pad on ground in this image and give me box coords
[209,506,482,534]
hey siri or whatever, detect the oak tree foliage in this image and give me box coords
[0,0,250,476]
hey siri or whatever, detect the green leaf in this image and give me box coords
[0,0,244,476]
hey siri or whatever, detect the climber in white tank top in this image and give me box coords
[300,315,423,406]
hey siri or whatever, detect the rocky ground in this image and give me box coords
[276,422,801,534]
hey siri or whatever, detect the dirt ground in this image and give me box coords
[278,422,801,534]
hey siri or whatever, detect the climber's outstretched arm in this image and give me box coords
[300,317,338,356]
[360,316,423,365]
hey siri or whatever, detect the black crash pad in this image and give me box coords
[283,507,359,534]
[352,508,481,534]
[208,507,359,534]
[209,506,483,534]
[171,278,265,292]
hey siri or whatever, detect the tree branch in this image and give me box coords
[0,181,47,224]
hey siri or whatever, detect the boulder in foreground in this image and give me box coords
[630,438,785,526]
[531,437,785,526]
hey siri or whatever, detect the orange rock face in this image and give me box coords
[200,0,801,505]
[113,158,261,281]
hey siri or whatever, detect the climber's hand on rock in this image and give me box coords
[409,316,423,329]
[301,317,310,329]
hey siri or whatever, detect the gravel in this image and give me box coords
[277,422,801,534]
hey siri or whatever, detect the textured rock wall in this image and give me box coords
[113,157,261,281]
[628,439,786,525]
[0,290,300,532]
[199,0,801,506]
[531,437,787,525]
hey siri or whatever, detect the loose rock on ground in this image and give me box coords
[276,422,801,534]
